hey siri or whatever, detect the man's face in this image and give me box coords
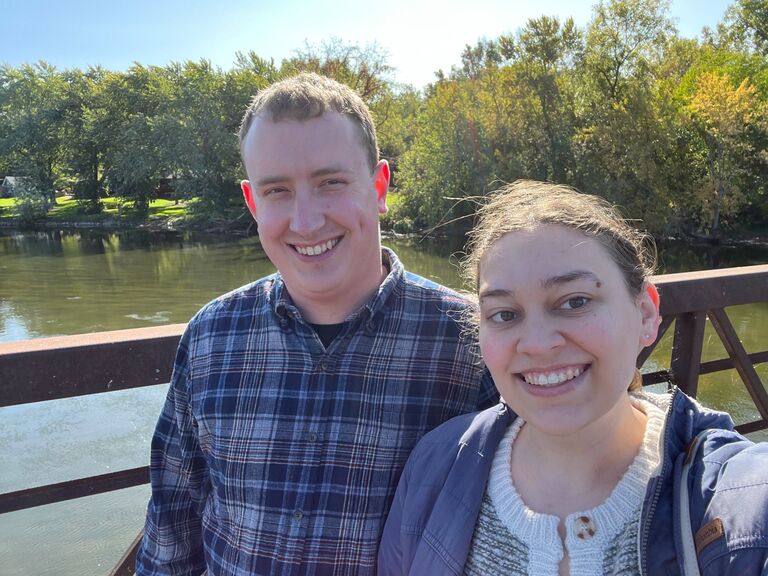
[241,112,389,323]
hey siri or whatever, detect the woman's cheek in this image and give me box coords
[479,332,513,374]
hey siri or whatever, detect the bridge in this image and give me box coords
[1,264,767,575]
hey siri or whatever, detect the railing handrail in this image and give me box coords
[0,323,186,407]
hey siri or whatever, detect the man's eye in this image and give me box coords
[321,178,345,187]
[560,296,590,310]
[489,310,517,323]
[264,187,288,196]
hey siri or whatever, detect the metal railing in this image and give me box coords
[1,264,767,575]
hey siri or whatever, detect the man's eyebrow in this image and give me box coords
[541,270,601,290]
[310,165,348,178]
[254,166,349,187]
[479,288,514,300]
[255,174,288,187]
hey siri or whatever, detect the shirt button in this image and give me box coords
[293,510,303,521]
[308,432,318,442]
[573,515,597,540]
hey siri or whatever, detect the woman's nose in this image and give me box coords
[515,316,566,355]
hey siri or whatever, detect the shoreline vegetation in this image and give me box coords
[1,194,766,249]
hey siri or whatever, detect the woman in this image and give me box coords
[378,181,768,575]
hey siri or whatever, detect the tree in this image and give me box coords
[283,38,393,101]
[512,16,582,181]
[396,79,496,232]
[162,60,243,215]
[573,0,679,231]
[718,0,768,56]
[686,71,762,235]
[0,62,68,207]
[60,66,109,212]
[371,86,422,186]
[103,65,178,213]
[583,0,674,102]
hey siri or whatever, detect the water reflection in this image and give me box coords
[0,230,274,341]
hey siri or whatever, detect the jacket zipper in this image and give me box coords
[638,387,679,576]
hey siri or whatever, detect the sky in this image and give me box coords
[4,0,734,90]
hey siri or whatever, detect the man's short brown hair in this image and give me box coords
[238,72,379,172]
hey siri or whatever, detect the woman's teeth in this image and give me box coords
[523,367,583,387]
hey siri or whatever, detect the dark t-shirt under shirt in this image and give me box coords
[310,322,344,348]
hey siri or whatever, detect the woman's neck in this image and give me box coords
[510,396,647,519]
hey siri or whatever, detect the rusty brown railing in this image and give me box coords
[638,264,768,434]
[1,264,766,575]
[0,324,185,576]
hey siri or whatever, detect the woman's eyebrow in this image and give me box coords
[479,271,601,300]
[541,270,601,290]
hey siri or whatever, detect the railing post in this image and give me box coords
[670,311,707,396]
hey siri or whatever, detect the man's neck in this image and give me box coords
[290,263,389,324]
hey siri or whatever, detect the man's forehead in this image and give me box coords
[247,110,350,136]
[243,112,365,176]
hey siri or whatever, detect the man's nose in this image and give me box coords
[289,188,325,236]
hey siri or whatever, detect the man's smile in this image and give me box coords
[292,237,341,256]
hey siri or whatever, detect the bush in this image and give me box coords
[13,178,50,223]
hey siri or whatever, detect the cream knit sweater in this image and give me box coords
[463,397,665,576]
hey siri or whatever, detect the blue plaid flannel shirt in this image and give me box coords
[136,248,497,575]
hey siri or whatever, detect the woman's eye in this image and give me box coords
[560,296,590,310]
[489,310,517,323]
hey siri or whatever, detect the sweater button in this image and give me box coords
[573,515,596,540]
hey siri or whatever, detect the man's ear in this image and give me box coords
[374,160,390,215]
[638,282,662,351]
[241,180,257,221]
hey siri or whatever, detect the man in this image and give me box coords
[136,73,496,575]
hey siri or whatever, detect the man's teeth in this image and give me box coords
[295,239,338,256]
[523,367,583,387]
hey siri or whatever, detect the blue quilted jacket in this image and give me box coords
[378,389,768,575]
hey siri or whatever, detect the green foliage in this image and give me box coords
[0,12,766,240]
[11,177,51,223]
[392,0,768,238]
[397,79,498,232]
[717,0,768,56]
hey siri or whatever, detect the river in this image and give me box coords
[1,229,766,575]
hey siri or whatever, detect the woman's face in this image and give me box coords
[477,224,659,437]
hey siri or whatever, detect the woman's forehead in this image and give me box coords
[478,226,620,285]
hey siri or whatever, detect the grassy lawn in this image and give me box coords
[0,197,16,214]
[0,196,191,223]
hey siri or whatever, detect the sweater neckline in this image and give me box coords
[488,397,665,553]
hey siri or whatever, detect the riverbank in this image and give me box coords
[1,196,767,248]
[0,196,255,234]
